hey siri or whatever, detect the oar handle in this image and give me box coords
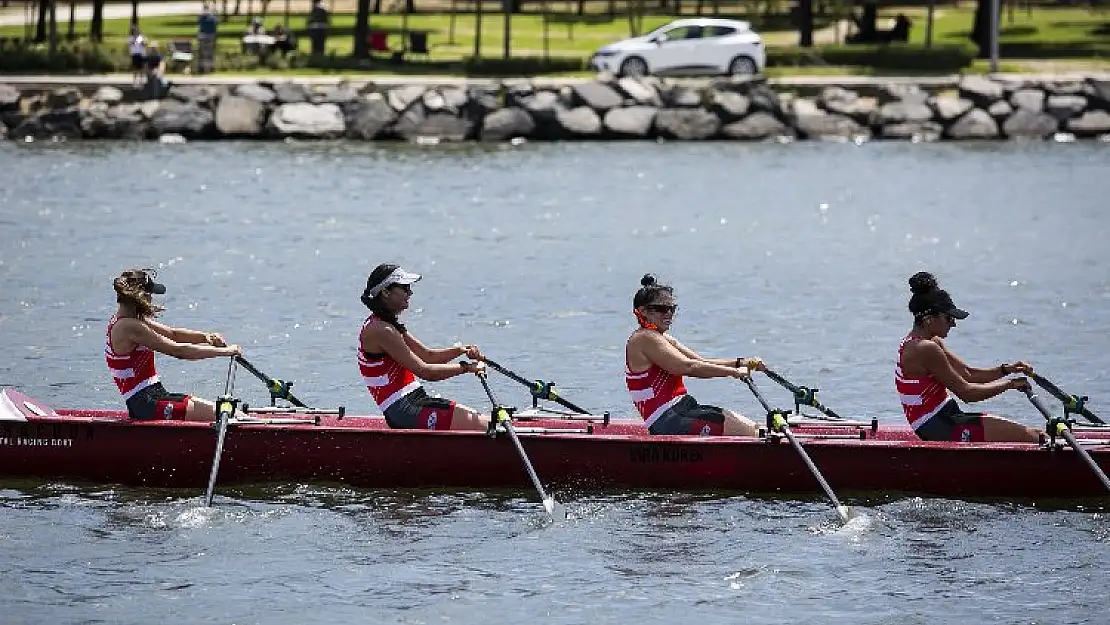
[234,355,308,408]
[1029,372,1104,425]
[483,358,590,415]
[762,368,843,420]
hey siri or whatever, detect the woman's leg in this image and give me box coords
[722,408,760,437]
[449,403,491,431]
[981,415,1042,443]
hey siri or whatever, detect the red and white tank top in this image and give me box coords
[105,316,160,400]
[357,315,421,410]
[895,333,953,430]
[626,361,688,427]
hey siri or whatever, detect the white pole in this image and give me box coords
[989,0,1000,73]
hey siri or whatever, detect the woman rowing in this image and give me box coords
[106,268,241,421]
[895,271,1041,443]
[357,263,489,431]
[625,274,764,436]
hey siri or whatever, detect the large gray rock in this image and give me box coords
[234,83,276,104]
[314,82,360,106]
[654,108,720,140]
[747,84,784,117]
[1046,80,1087,96]
[929,96,975,123]
[615,77,662,106]
[709,91,750,122]
[422,88,468,115]
[1067,110,1110,137]
[464,88,500,119]
[875,100,934,125]
[150,100,215,138]
[480,107,535,142]
[720,111,790,140]
[47,87,82,109]
[554,106,602,137]
[958,75,1004,108]
[603,106,657,138]
[215,95,266,136]
[387,85,426,112]
[272,82,313,104]
[795,111,865,139]
[517,90,562,122]
[93,86,124,105]
[82,105,145,140]
[1086,78,1110,110]
[398,112,473,142]
[571,81,623,111]
[267,102,345,138]
[877,82,929,105]
[945,108,999,139]
[0,84,20,112]
[345,95,397,140]
[11,108,83,140]
[168,84,220,106]
[664,85,703,108]
[987,100,1013,120]
[1009,88,1045,113]
[880,121,942,142]
[1002,108,1059,139]
[1045,94,1087,121]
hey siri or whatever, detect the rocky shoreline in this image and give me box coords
[1,75,1108,143]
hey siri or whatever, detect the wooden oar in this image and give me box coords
[762,368,843,420]
[476,368,567,522]
[1028,371,1104,425]
[744,376,851,523]
[1024,388,1110,494]
[204,357,240,507]
[483,358,590,415]
[234,355,308,408]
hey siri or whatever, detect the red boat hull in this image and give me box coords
[2,389,1109,501]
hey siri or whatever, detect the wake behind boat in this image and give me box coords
[3,386,1110,502]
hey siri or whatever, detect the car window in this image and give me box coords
[704,26,737,37]
[659,26,703,42]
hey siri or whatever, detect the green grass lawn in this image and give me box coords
[892,5,1109,54]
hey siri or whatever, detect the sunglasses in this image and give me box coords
[391,284,413,295]
[644,304,678,315]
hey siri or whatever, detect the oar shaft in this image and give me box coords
[204,400,234,507]
[1030,372,1103,424]
[234,355,308,408]
[484,358,589,414]
[762,368,843,420]
[1027,390,1110,494]
[781,426,847,513]
[502,420,552,502]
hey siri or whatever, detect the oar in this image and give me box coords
[234,355,308,408]
[476,368,567,522]
[744,376,851,523]
[1028,371,1104,425]
[762,367,843,420]
[204,357,241,507]
[483,358,590,415]
[1024,388,1110,494]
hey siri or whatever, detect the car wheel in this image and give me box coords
[728,55,757,76]
[619,56,649,78]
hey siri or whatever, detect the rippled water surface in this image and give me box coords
[0,139,1108,624]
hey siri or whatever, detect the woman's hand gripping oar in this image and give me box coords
[475,365,567,522]
[482,358,590,415]
[234,355,308,408]
[743,376,851,523]
[1024,387,1110,494]
[1027,371,1104,425]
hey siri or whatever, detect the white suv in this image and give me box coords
[589,18,766,78]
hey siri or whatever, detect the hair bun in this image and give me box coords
[640,274,657,287]
[908,271,938,295]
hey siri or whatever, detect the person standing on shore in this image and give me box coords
[196,2,219,74]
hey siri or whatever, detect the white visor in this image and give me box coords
[367,268,421,298]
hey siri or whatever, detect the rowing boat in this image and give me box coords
[3,387,1109,502]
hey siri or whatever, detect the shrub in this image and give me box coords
[0,39,124,73]
[768,43,978,71]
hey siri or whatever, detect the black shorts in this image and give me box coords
[648,395,726,436]
[914,399,986,442]
[126,382,191,421]
[131,53,146,70]
[382,387,456,430]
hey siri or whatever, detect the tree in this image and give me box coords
[90,0,105,41]
[969,0,992,58]
[354,0,370,57]
[797,0,814,47]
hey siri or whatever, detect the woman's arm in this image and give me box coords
[914,339,1024,403]
[640,334,747,380]
[376,326,475,381]
[670,337,762,370]
[122,319,239,360]
[146,319,224,346]
[938,339,1009,383]
[403,333,466,365]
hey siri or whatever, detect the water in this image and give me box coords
[1,139,1108,624]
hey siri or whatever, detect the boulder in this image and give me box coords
[570,81,623,111]
[1086,78,1110,110]
[929,96,974,123]
[480,107,535,142]
[794,111,865,139]
[272,82,313,104]
[234,83,276,104]
[874,100,934,125]
[168,84,220,106]
[267,102,345,138]
[876,82,929,105]
[93,86,124,105]
[10,108,82,141]
[1009,88,1045,113]
[709,91,750,122]
[397,112,473,142]
[1045,94,1088,121]
[345,95,397,140]
[653,108,720,140]
[747,84,784,117]
[603,106,657,138]
[1066,110,1110,138]
[464,87,501,120]
[0,84,20,112]
[150,100,216,138]
[517,90,562,122]
[81,106,146,140]
[945,108,999,139]
[315,82,360,105]
[554,106,602,137]
[879,121,942,142]
[387,85,426,112]
[987,100,1013,120]
[47,87,82,109]
[958,75,1004,108]
[1002,108,1059,139]
[720,111,791,140]
[215,95,266,136]
[615,77,662,106]
[664,85,703,108]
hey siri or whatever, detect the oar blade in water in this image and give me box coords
[544,497,567,522]
[836,505,852,523]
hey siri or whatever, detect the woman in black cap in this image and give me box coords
[895,271,1041,443]
[106,268,242,421]
[357,263,489,431]
[624,274,765,436]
